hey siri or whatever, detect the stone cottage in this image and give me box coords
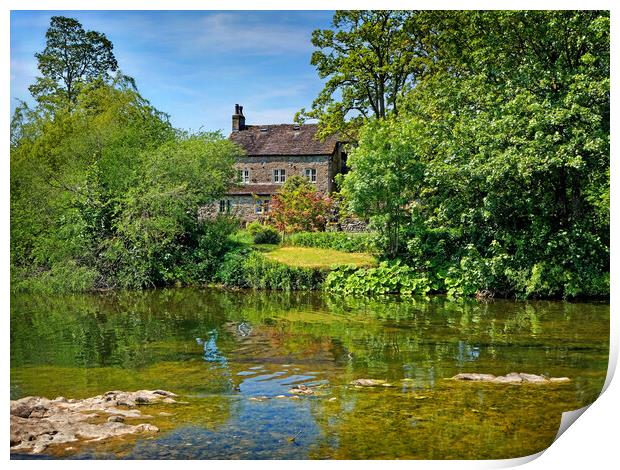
[202,105,346,223]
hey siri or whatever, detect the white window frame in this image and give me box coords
[255,198,270,214]
[304,168,317,183]
[239,168,250,184]
[273,169,286,183]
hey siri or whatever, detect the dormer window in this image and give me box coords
[239,168,250,184]
[273,169,286,183]
[304,168,317,183]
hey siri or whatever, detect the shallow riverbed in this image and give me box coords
[10,288,609,459]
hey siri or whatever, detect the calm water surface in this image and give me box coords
[10,288,609,459]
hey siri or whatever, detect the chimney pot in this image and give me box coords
[232,104,246,132]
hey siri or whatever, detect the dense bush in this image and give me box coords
[11,261,100,294]
[214,248,252,288]
[269,176,333,233]
[324,261,431,296]
[285,231,377,253]
[247,222,280,244]
[216,251,325,291]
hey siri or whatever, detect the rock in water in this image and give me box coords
[451,373,570,384]
[451,373,497,382]
[350,379,387,387]
[10,390,177,455]
[288,384,314,395]
[549,377,571,383]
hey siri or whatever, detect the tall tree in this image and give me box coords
[29,16,118,105]
[342,11,609,298]
[296,10,427,140]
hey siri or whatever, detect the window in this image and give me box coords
[239,168,250,184]
[219,199,231,213]
[255,198,270,214]
[304,168,317,183]
[273,169,286,183]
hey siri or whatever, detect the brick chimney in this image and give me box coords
[232,104,245,132]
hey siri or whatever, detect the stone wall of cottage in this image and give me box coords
[199,153,348,225]
[198,195,271,224]
[234,155,333,194]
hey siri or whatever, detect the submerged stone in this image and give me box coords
[350,379,387,387]
[451,373,497,382]
[451,373,570,384]
[289,385,314,395]
[549,377,571,383]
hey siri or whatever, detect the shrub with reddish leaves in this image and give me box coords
[269,176,333,233]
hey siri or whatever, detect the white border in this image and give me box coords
[3,1,617,468]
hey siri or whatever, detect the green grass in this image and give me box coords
[263,246,377,269]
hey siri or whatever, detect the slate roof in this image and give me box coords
[228,184,280,195]
[229,124,338,156]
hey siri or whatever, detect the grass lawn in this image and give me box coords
[263,246,377,269]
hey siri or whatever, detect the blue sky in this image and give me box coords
[10,10,334,133]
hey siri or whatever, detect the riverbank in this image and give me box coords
[11,229,610,301]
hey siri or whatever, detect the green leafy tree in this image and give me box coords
[113,133,242,287]
[11,77,242,291]
[341,118,425,256]
[296,10,426,140]
[12,16,245,292]
[29,16,118,105]
[11,77,173,286]
[341,11,609,298]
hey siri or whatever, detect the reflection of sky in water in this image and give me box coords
[128,397,322,459]
[140,325,324,458]
[197,330,228,365]
[125,353,324,459]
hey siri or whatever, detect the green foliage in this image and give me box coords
[110,133,241,288]
[216,251,325,291]
[285,231,377,253]
[337,11,609,299]
[29,16,118,106]
[246,221,264,237]
[11,72,242,291]
[296,11,426,140]
[213,249,253,288]
[253,227,280,245]
[340,118,425,256]
[11,261,100,294]
[246,222,280,244]
[324,261,430,296]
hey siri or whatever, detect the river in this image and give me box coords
[10,288,609,459]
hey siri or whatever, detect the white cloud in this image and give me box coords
[191,12,314,55]
[94,11,316,58]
